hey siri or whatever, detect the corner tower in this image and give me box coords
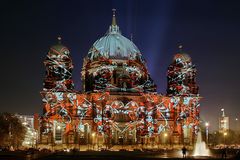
[40,37,75,143]
[42,37,74,91]
[166,46,200,144]
[167,45,199,96]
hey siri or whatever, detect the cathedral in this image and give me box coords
[39,10,200,148]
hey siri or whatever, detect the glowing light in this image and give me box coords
[205,122,209,127]
[57,126,61,130]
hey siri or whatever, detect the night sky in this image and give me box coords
[1,0,240,131]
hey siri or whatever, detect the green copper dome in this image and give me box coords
[87,11,143,62]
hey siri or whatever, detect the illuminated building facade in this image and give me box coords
[39,10,200,147]
[219,109,229,133]
[16,114,38,147]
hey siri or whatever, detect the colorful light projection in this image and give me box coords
[41,91,199,138]
[43,37,74,91]
[40,18,200,144]
[167,48,199,96]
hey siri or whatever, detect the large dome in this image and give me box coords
[87,12,144,62]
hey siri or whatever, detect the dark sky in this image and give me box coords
[1,0,240,131]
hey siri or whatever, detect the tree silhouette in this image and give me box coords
[0,113,26,149]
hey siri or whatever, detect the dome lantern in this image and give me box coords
[109,8,120,34]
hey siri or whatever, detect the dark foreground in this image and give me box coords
[0,150,238,160]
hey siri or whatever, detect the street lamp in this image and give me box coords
[223,132,227,146]
[205,122,209,145]
[236,118,239,131]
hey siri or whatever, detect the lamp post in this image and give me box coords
[236,118,239,131]
[223,132,227,147]
[205,122,209,145]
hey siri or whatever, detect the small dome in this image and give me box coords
[87,11,143,62]
[49,44,70,55]
[173,45,191,63]
[48,37,70,58]
[173,53,191,62]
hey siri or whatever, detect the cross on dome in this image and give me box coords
[178,44,183,53]
[57,36,62,44]
[112,8,117,26]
